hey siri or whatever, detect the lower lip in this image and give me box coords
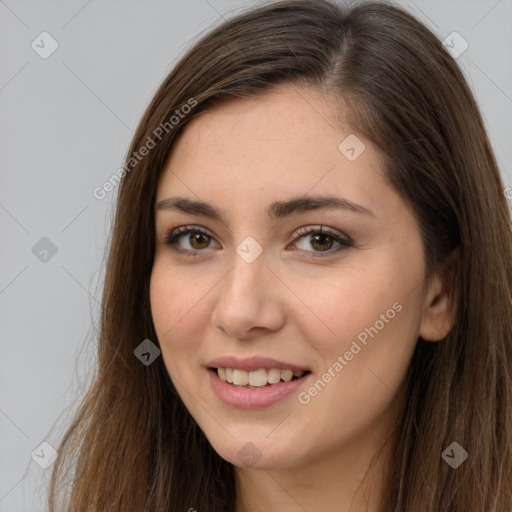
[208,368,311,409]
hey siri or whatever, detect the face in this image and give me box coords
[150,84,445,472]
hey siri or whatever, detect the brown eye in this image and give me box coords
[164,226,219,254]
[309,233,335,251]
[188,232,211,250]
[292,226,352,256]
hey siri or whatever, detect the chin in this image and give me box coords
[206,430,305,470]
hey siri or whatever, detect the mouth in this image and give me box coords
[209,367,311,389]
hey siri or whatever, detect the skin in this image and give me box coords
[150,84,455,511]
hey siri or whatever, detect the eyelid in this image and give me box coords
[292,224,350,241]
[166,224,212,240]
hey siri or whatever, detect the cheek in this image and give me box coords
[298,297,421,447]
[149,264,209,367]
[296,257,423,379]
[292,268,399,350]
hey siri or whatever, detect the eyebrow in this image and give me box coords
[155,195,376,221]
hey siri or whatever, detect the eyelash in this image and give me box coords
[162,225,352,258]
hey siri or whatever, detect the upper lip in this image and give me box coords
[206,356,310,372]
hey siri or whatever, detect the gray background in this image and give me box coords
[1,0,511,510]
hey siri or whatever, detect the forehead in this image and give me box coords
[171,86,340,165]
[156,85,395,223]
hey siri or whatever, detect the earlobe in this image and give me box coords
[419,250,459,342]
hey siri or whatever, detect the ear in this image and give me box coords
[419,249,459,342]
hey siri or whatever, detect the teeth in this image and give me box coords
[248,368,268,387]
[267,368,282,384]
[216,367,306,387]
[281,369,293,382]
[232,369,249,386]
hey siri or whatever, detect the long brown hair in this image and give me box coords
[48,1,512,510]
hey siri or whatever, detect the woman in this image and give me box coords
[48,1,512,510]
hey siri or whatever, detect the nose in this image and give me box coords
[211,248,285,341]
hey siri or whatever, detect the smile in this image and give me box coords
[208,367,312,408]
[215,367,307,388]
